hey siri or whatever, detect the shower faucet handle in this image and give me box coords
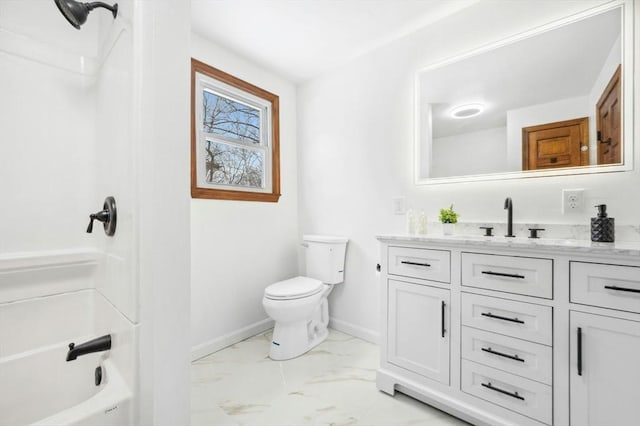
[87,196,117,236]
[86,211,109,233]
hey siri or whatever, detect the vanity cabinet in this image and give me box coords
[388,279,450,384]
[569,311,640,426]
[377,236,640,426]
[568,261,640,426]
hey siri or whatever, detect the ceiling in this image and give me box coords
[191,0,480,83]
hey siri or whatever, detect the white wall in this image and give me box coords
[506,96,591,170]
[190,33,299,358]
[432,126,507,177]
[135,1,191,425]
[298,0,638,342]
[0,2,96,254]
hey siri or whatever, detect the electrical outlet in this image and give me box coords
[562,189,584,214]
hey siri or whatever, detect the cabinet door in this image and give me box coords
[388,279,450,385]
[570,311,640,426]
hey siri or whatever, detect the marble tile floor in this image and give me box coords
[191,329,468,426]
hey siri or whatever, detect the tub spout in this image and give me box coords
[66,334,111,361]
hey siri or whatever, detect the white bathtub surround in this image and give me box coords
[0,249,100,304]
[191,329,467,426]
[32,359,132,426]
[2,0,192,423]
[0,289,136,425]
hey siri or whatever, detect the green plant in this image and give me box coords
[439,204,459,224]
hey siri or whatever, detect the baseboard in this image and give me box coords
[329,317,379,344]
[190,318,274,361]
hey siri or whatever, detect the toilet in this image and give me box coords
[262,235,348,360]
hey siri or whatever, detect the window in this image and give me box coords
[191,58,280,202]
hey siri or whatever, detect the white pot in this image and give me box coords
[442,223,455,235]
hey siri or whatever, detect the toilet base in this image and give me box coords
[269,321,329,361]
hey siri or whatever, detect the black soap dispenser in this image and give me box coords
[591,204,614,243]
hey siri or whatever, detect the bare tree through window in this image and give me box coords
[201,91,264,188]
[191,58,280,202]
[205,140,264,187]
[202,91,260,144]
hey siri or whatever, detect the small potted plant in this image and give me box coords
[439,204,459,235]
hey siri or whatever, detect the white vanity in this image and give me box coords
[376,234,640,426]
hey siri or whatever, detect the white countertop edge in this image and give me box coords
[375,234,640,257]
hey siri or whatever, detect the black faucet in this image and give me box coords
[504,197,515,237]
[66,334,112,361]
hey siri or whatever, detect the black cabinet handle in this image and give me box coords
[481,382,525,401]
[604,285,640,294]
[401,261,431,267]
[441,301,446,338]
[481,312,525,324]
[481,347,524,362]
[577,327,583,376]
[482,270,525,279]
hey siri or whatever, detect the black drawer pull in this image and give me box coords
[481,347,525,362]
[604,285,640,294]
[577,327,583,376]
[481,382,525,401]
[441,301,446,338]
[401,260,431,267]
[482,270,525,279]
[481,312,525,324]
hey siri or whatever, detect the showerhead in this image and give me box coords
[54,0,118,30]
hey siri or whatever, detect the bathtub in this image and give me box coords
[0,289,135,425]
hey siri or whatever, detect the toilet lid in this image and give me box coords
[265,276,324,300]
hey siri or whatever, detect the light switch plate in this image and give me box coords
[392,197,406,215]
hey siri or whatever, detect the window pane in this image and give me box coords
[202,90,261,144]
[204,140,264,188]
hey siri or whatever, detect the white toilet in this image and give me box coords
[262,235,348,360]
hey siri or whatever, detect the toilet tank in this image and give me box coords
[303,235,349,284]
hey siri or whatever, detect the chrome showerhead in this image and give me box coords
[54,0,118,30]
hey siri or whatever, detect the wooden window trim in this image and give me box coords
[191,58,281,202]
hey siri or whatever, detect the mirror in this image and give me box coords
[416,4,633,183]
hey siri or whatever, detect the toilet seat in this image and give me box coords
[264,276,323,300]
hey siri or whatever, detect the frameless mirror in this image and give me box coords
[416,4,633,184]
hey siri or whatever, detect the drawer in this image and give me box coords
[461,252,553,299]
[461,293,552,345]
[570,261,640,314]
[461,359,552,425]
[461,326,552,385]
[388,246,450,283]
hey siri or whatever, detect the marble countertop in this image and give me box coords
[375,233,640,257]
